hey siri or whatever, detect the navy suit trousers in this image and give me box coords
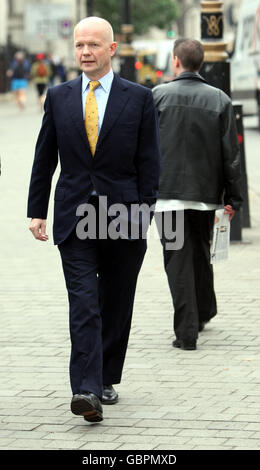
[58,198,147,399]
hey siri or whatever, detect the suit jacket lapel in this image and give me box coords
[97,74,130,147]
[66,75,91,153]
[66,73,130,155]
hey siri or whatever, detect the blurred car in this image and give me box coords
[135,49,162,87]
[133,39,174,87]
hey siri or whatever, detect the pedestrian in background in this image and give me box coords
[27,17,160,422]
[56,58,67,82]
[153,38,242,351]
[30,53,51,109]
[46,54,67,86]
[46,54,57,87]
[6,51,30,109]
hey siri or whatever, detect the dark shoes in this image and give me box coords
[102,385,118,405]
[173,320,210,350]
[172,338,197,350]
[199,320,210,332]
[71,393,103,422]
[71,386,118,421]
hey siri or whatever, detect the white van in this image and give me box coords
[231,0,260,126]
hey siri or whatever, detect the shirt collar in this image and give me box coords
[82,68,114,93]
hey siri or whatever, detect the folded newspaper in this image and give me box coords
[210,209,230,263]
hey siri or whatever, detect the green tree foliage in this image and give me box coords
[93,0,180,35]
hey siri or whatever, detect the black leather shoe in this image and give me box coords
[199,321,206,332]
[172,339,197,350]
[101,385,118,405]
[71,393,103,422]
[199,320,210,332]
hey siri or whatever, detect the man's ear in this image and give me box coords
[171,53,180,68]
[110,42,117,57]
[175,56,181,68]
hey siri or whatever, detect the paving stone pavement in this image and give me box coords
[0,87,260,451]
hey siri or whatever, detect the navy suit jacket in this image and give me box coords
[27,73,161,245]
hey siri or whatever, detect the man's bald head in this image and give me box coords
[74,16,114,43]
[74,16,117,80]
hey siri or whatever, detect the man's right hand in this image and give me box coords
[29,218,49,241]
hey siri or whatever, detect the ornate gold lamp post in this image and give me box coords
[200,1,230,96]
[200,1,251,239]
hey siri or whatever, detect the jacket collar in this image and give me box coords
[67,72,127,91]
[173,71,207,83]
[66,73,130,158]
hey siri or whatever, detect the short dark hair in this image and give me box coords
[173,38,204,72]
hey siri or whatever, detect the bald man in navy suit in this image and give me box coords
[27,17,160,422]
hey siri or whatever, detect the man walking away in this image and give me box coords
[153,38,242,351]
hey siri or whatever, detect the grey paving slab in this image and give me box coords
[0,89,260,450]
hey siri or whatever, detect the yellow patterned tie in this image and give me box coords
[85,81,100,156]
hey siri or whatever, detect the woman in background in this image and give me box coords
[30,53,51,109]
[7,51,30,109]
